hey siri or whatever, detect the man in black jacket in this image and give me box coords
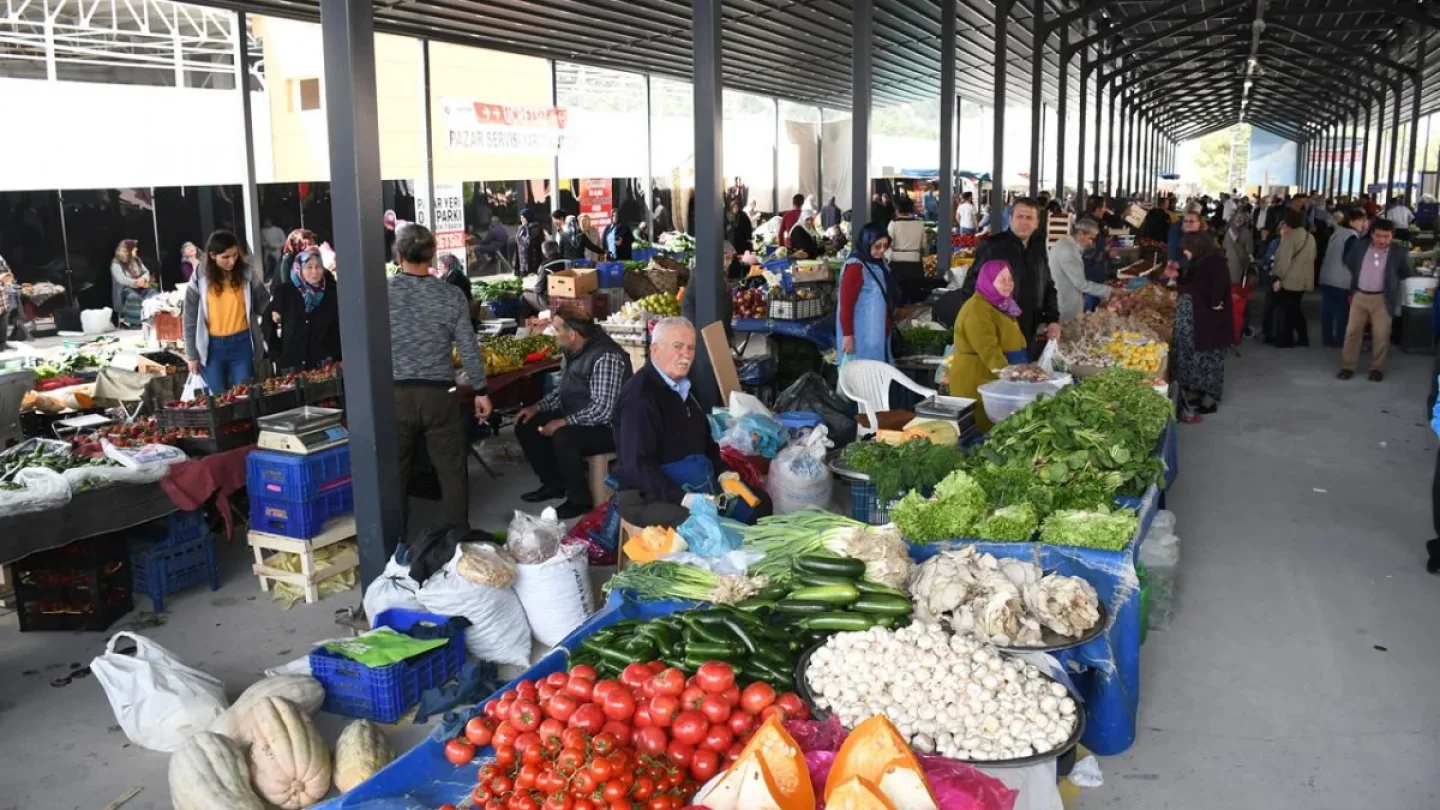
[933,198,1060,359]
[515,307,633,518]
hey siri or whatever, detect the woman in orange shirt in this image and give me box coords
[182,230,270,393]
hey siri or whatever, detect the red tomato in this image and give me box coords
[689,748,720,781]
[545,671,570,689]
[483,699,503,721]
[740,682,777,715]
[565,677,595,703]
[516,763,540,789]
[591,731,619,757]
[775,692,806,718]
[570,663,598,681]
[465,717,495,747]
[699,694,731,724]
[444,738,475,765]
[726,710,754,738]
[545,693,579,723]
[647,661,665,674]
[444,804,462,810]
[669,710,708,746]
[513,731,542,753]
[719,684,741,707]
[487,774,513,795]
[470,788,489,805]
[493,747,516,767]
[537,718,566,749]
[572,800,595,810]
[725,742,744,764]
[665,739,695,768]
[573,771,599,794]
[592,679,624,703]
[611,802,632,810]
[631,775,656,801]
[545,792,572,810]
[484,801,504,810]
[620,663,653,689]
[649,695,680,728]
[556,747,586,776]
[449,802,465,810]
[568,703,607,734]
[648,798,672,810]
[602,688,636,721]
[516,796,539,810]
[679,686,706,712]
[601,720,633,748]
[701,723,734,753]
[695,661,736,694]
[632,699,653,728]
[589,756,615,782]
[635,726,668,756]
[649,668,686,698]
[561,728,588,752]
[516,680,539,700]
[493,722,519,750]
[601,780,626,802]
[759,705,787,723]
[537,683,559,702]
[509,700,543,732]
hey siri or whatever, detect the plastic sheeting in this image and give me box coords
[732,315,836,349]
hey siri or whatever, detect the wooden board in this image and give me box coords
[701,321,741,407]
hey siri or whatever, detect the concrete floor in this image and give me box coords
[3,333,1439,809]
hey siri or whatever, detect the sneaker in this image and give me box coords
[1336,369,1354,380]
[554,500,592,520]
[1368,370,1384,382]
[520,486,565,503]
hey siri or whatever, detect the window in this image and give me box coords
[298,78,321,111]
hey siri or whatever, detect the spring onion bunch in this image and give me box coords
[741,509,912,587]
[602,561,766,605]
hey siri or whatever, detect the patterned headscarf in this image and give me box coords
[285,229,317,257]
[976,259,1022,318]
[290,250,326,313]
[114,239,145,279]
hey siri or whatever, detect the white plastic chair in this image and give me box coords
[0,369,37,449]
[837,359,936,438]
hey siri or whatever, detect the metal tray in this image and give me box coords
[825,450,870,483]
[795,639,1086,768]
[256,406,344,434]
[994,600,1108,654]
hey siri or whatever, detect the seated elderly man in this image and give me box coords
[611,317,772,528]
[515,306,633,519]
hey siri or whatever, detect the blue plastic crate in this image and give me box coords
[847,481,894,525]
[250,483,354,539]
[310,608,465,723]
[595,261,625,288]
[247,445,352,502]
[129,511,218,612]
[631,247,657,262]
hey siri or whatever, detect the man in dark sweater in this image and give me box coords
[389,224,491,527]
[515,307,633,519]
[611,317,725,528]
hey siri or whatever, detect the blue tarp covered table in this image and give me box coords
[732,316,835,350]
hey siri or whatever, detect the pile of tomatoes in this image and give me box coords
[440,659,810,810]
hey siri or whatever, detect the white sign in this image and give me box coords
[433,182,466,271]
[442,98,568,156]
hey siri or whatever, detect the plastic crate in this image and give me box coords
[258,385,304,416]
[767,297,827,320]
[309,608,465,723]
[129,521,219,612]
[14,534,133,632]
[178,423,258,457]
[250,482,354,539]
[247,445,352,502]
[159,394,258,430]
[847,481,896,526]
[596,261,625,288]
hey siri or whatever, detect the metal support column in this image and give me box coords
[816,107,824,211]
[319,0,401,587]
[992,0,1010,233]
[691,0,724,410]
[937,0,957,277]
[853,0,874,230]
[1028,0,1044,198]
[1407,38,1426,202]
[644,76,655,236]
[1327,124,1338,199]
[549,61,562,215]
[232,11,261,258]
[1076,48,1089,205]
[1055,23,1069,200]
[418,40,435,229]
[1106,84,1118,196]
[1363,99,1375,195]
[773,97,781,214]
[1388,84,1402,203]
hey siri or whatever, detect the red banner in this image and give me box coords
[581,178,613,229]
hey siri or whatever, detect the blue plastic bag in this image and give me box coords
[676,496,743,557]
[718,412,789,459]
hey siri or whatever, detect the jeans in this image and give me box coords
[201,332,254,393]
[1319,285,1349,347]
[514,409,617,507]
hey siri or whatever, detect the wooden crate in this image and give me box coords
[248,515,358,604]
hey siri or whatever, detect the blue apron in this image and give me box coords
[836,259,894,365]
[659,453,759,523]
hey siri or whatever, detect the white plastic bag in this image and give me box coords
[505,507,564,565]
[1037,340,1069,374]
[362,552,424,625]
[765,427,834,514]
[91,631,230,752]
[416,545,531,667]
[180,372,207,403]
[513,542,594,647]
[0,466,72,518]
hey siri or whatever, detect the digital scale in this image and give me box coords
[256,406,348,454]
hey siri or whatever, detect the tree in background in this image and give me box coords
[1190,124,1251,194]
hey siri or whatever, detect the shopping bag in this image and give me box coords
[1037,340,1068,374]
[179,372,207,403]
[91,631,230,752]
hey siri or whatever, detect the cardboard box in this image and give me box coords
[548,268,598,299]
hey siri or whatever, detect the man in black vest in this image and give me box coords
[515,306,633,518]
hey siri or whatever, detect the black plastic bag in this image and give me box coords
[773,371,857,447]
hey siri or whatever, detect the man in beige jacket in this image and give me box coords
[1270,209,1316,348]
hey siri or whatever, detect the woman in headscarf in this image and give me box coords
[267,248,340,372]
[789,208,823,260]
[560,215,605,262]
[110,239,156,328]
[183,230,269,392]
[179,242,201,283]
[1173,232,1231,422]
[1222,204,1254,285]
[745,199,762,228]
[515,208,546,276]
[728,199,754,256]
[835,223,898,365]
[948,259,1029,432]
[274,229,318,296]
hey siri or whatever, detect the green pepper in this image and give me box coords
[720,618,759,654]
[682,616,734,645]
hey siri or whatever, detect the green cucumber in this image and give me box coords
[873,615,897,628]
[785,584,861,604]
[684,640,741,658]
[720,618,759,654]
[733,597,778,613]
[851,594,913,616]
[743,659,796,690]
[797,573,858,588]
[774,599,835,615]
[855,580,909,598]
[753,646,795,670]
[794,556,866,577]
[800,612,879,631]
[754,583,793,601]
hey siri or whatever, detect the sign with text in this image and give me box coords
[442,99,568,156]
[432,182,466,270]
[581,178,613,228]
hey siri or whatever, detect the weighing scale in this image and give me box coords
[256,406,348,454]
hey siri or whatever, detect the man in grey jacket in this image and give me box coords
[1338,218,1409,381]
[1318,208,1364,348]
[1049,218,1116,322]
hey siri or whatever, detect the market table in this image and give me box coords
[0,480,176,566]
[732,315,835,350]
[482,358,561,393]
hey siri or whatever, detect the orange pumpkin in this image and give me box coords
[701,715,813,810]
[826,716,937,810]
[826,777,899,810]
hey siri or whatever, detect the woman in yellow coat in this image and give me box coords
[949,260,1030,431]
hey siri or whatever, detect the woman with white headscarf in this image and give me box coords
[789,208,823,260]
[744,199,762,228]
